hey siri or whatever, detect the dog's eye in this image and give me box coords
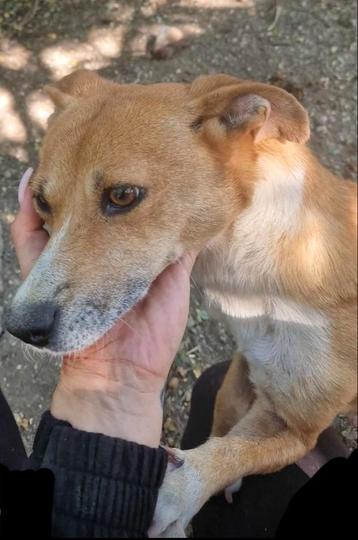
[33,193,51,214]
[109,186,138,207]
[103,185,146,215]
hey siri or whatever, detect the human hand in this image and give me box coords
[51,249,196,447]
[12,169,197,447]
[11,168,49,278]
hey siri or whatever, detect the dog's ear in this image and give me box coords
[189,79,310,144]
[44,69,113,110]
[189,74,243,97]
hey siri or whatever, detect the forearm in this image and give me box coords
[31,412,168,538]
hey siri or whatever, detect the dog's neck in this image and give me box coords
[194,142,355,315]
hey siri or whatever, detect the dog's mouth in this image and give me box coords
[7,243,184,355]
[6,279,150,355]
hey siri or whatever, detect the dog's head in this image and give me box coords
[6,70,309,353]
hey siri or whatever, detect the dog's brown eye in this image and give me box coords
[109,186,138,207]
[33,193,51,214]
[103,185,146,216]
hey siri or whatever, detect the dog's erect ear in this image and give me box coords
[189,79,310,144]
[44,86,76,110]
[189,74,243,97]
[44,69,113,110]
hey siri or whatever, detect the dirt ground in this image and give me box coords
[0,0,357,454]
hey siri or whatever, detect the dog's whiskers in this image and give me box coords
[190,275,203,299]
[176,257,203,299]
[119,316,140,337]
[114,304,142,338]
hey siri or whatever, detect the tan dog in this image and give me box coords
[7,70,357,537]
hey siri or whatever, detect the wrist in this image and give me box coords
[51,360,166,447]
[51,383,164,447]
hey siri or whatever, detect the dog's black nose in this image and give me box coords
[6,302,57,347]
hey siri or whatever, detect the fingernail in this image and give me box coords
[18,167,34,206]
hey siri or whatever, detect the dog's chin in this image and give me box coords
[27,283,152,356]
[14,258,179,356]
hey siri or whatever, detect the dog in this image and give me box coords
[6,70,357,537]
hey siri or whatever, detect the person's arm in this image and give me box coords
[0,407,168,538]
[5,168,197,537]
[30,412,168,538]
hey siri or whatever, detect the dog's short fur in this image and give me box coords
[8,71,357,536]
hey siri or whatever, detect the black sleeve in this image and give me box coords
[1,411,168,538]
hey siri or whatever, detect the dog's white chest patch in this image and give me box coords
[224,296,331,383]
[197,159,331,383]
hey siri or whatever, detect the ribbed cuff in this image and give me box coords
[32,411,168,537]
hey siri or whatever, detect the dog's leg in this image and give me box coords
[149,396,319,538]
[211,353,255,437]
[211,353,255,502]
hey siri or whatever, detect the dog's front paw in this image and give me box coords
[148,449,206,538]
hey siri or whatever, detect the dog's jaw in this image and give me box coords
[8,276,150,354]
[50,284,150,353]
